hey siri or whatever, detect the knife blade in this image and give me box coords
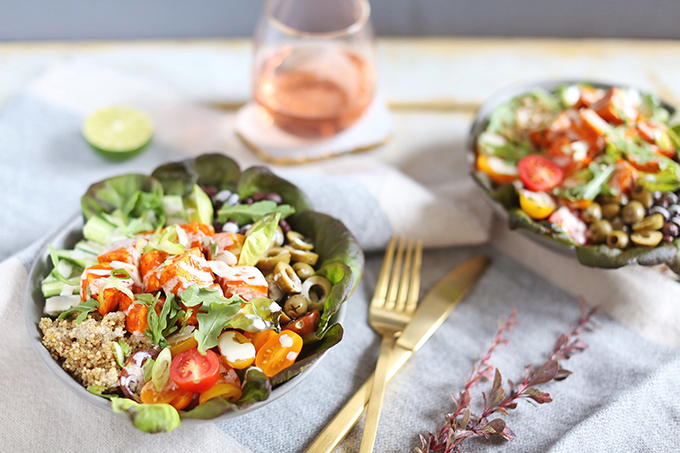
[303,255,491,453]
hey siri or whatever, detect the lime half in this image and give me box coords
[83,106,154,160]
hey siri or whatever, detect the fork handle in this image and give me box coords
[359,333,396,452]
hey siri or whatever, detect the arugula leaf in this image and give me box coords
[217,200,295,225]
[238,211,281,266]
[57,298,98,324]
[553,163,615,201]
[195,302,241,354]
[179,284,236,307]
[137,292,177,348]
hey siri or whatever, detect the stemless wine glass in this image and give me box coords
[252,0,376,138]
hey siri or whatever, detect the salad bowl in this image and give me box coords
[468,80,680,272]
[24,153,364,431]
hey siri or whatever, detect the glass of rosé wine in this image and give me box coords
[252,0,376,138]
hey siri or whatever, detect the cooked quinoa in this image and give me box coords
[39,312,152,389]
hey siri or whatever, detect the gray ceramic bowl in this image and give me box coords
[24,215,349,424]
[467,79,676,257]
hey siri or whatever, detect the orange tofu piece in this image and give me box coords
[544,112,573,143]
[180,222,215,249]
[80,262,137,315]
[140,250,169,293]
[216,266,268,302]
[209,232,245,261]
[156,247,217,296]
[608,159,639,194]
[98,248,135,265]
[575,86,603,108]
[636,121,675,157]
[119,297,165,335]
[591,87,638,125]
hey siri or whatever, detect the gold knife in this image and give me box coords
[304,255,491,453]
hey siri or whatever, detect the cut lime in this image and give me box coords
[83,106,154,160]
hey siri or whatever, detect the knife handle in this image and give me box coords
[303,345,413,453]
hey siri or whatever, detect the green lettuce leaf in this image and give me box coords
[184,184,214,225]
[237,166,313,214]
[81,174,165,229]
[111,398,180,433]
[152,153,241,196]
[238,211,281,266]
[217,200,295,225]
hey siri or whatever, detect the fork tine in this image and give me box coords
[395,238,414,312]
[384,237,406,310]
[405,239,422,315]
[371,236,397,308]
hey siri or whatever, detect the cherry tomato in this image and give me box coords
[169,335,199,357]
[517,154,564,192]
[519,190,556,220]
[218,331,256,369]
[255,331,303,378]
[283,310,320,337]
[139,379,193,410]
[244,330,278,353]
[170,348,220,393]
[476,154,518,185]
[199,383,242,405]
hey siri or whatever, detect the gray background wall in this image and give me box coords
[2,0,679,41]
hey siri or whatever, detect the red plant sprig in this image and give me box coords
[416,298,598,453]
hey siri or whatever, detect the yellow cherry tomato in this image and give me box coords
[476,154,518,185]
[519,189,557,219]
[199,383,242,405]
[169,336,199,358]
[218,331,256,369]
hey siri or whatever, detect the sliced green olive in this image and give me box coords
[302,275,332,312]
[292,262,315,280]
[265,273,286,303]
[606,231,629,249]
[631,184,653,208]
[587,220,612,244]
[273,261,302,294]
[286,246,319,265]
[601,203,621,220]
[610,217,626,231]
[632,213,665,232]
[581,203,602,224]
[622,200,646,225]
[286,231,315,251]
[630,231,663,247]
[256,247,291,273]
[284,294,310,319]
[273,226,285,247]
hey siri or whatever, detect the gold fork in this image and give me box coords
[359,236,422,452]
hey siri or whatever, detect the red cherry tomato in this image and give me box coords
[283,310,320,337]
[517,154,564,192]
[170,348,220,393]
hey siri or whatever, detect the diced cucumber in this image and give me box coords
[75,239,106,256]
[83,215,116,244]
[42,277,67,298]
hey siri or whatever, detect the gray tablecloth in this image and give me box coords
[2,69,679,453]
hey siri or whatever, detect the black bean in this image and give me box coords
[653,191,663,201]
[669,205,680,217]
[263,192,283,204]
[671,216,680,228]
[279,218,291,233]
[664,192,679,205]
[663,235,675,243]
[662,222,680,237]
[239,224,252,235]
[243,197,254,205]
[201,185,218,197]
[223,221,240,234]
[252,192,266,201]
[649,206,671,222]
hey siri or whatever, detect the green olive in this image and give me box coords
[287,231,315,251]
[630,230,663,247]
[256,247,291,272]
[286,246,319,265]
[265,273,286,303]
[601,203,621,220]
[610,217,626,231]
[273,261,302,294]
[292,262,315,280]
[606,231,630,249]
[302,275,332,312]
[598,193,628,206]
[622,200,646,224]
[632,213,665,232]
[273,226,285,247]
[581,202,602,223]
[283,294,310,318]
[587,220,613,244]
[631,184,653,208]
